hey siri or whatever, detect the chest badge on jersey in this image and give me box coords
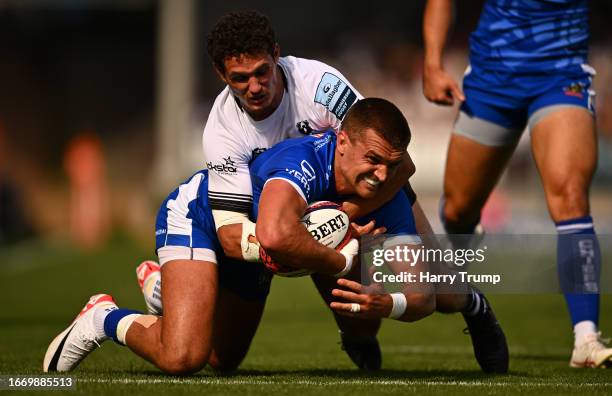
[314,72,357,120]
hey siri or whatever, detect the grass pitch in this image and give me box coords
[1,239,611,395]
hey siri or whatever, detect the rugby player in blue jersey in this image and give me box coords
[43,98,508,375]
[423,0,610,368]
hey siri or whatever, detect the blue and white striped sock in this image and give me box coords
[556,215,600,334]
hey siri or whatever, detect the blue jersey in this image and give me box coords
[249,130,417,235]
[470,0,589,74]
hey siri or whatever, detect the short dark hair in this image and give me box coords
[341,98,411,150]
[207,11,276,73]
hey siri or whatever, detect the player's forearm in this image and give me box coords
[423,0,454,70]
[396,291,436,322]
[216,224,244,260]
[257,220,346,275]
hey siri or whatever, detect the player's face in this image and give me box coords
[336,128,406,199]
[217,46,283,121]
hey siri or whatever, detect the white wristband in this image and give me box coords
[388,292,407,319]
[240,221,262,262]
[335,238,359,278]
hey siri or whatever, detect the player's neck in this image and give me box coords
[333,155,351,196]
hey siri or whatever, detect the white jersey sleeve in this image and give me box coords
[202,93,254,214]
[281,56,363,132]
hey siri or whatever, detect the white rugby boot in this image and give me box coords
[136,260,163,315]
[43,294,117,372]
[570,332,612,368]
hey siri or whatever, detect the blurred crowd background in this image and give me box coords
[1,0,611,251]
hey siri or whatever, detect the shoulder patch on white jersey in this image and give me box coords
[314,72,357,120]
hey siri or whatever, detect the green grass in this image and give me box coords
[1,239,611,395]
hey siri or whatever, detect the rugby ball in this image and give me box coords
[261,201,351,277]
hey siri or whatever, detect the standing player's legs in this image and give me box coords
[529,105,610,367]
[442,100,525,240]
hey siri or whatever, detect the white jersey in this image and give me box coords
[202,56,362,214]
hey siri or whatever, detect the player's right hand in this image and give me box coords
[422,66,465,106]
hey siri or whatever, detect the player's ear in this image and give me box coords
[214,63,228,84]
[337,130,349,156]
[273,44,280,62]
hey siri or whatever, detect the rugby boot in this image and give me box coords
[340,331,382,371]
[462,293,509,373]
[570,332,612,368]
[43,294,117,372]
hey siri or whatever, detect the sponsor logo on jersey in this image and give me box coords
[314,134,333,152]
[314,72,357,120]
[563,82,585,98]
[286,166,314,197]
[296,120,314,135]
[155,228,167,236]
[300,160,316,181]
[207,156,238,175]
[307,213,348,241]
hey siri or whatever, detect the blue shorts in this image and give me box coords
[155,170,271,301]
[455,64,596,146]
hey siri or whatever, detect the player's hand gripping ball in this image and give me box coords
[260,201,351,277]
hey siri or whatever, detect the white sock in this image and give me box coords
[574,320,597,346]
[464,290,484,317]
[93,305,117,340]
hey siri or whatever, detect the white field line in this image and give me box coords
[77,378,611,387]
[381,345,570,355]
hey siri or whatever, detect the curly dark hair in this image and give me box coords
[207,11,277,73]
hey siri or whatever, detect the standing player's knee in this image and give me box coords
[443,197,479,227]
[546,181,589,222]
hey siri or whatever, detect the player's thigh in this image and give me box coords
[445,101,523,216]
[159,259,218,360]
[444,134,516,214]
[208,257,271,370]
[530,106,596,220]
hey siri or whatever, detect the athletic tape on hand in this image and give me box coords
[335,238,359,278]
[388,292,407,320]
[240,220,262,262]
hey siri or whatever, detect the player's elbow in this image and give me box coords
[256,221,290,255]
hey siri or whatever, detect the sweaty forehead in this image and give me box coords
[358,129,404,158]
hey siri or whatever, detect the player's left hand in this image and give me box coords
[349,220,387,239]
[330,278,392,319]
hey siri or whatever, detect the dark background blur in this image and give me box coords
[1,0,611,248]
